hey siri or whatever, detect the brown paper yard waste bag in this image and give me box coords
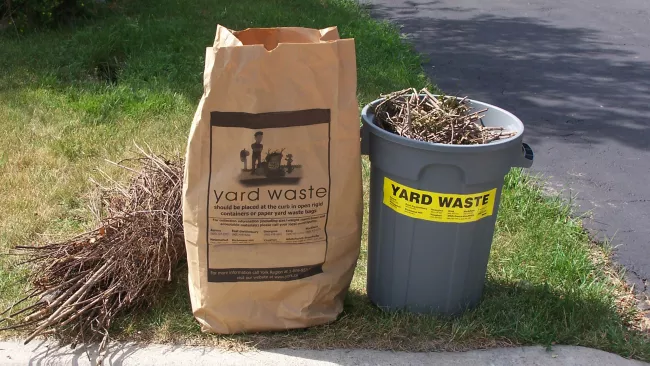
[182,25,362,333]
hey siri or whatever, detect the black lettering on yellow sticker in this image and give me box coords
[383,177,497,223]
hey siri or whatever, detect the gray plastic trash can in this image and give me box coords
[361,97,533,315]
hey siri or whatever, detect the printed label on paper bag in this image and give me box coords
[206,110,331,282]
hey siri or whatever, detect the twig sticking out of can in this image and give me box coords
[374,88,516,145]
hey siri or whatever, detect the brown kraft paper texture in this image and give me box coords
[182,25,362,334]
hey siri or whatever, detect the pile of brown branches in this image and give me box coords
[0,149,184,361]
[375,88,516,144]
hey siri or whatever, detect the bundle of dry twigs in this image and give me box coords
[0,148,184,362]
[375,88,516,144]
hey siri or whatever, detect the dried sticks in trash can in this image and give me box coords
[374,88,516,145]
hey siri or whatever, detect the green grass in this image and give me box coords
[1,0,648,360]
[112,169,649,359]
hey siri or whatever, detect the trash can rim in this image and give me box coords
[362,96,525,153]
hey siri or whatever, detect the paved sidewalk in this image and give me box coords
[0,341,647,366]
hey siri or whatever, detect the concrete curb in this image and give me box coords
[0,341,647,366]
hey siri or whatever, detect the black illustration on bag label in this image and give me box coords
[238,130,303,186]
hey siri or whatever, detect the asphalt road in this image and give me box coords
[368,0,650,290]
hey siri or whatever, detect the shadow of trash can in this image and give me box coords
[361,96,534,315]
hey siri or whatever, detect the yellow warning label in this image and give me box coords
[383,177,496,223]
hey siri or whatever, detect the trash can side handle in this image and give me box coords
[514,143,534,168]
[361,124,370,155]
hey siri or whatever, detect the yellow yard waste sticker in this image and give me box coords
[383,177,496,223]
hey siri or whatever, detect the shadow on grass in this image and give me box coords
[111,263,649,361]
[0,0,430,126]
[32,276,646,364]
